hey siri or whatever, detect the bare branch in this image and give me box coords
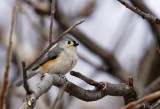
[19,72,137,109]
[0,0,17,108]
[130,0,160,96]
[126,76,133,87]
[144,76,160,96]
[70,71,104,89]
[19,4,48,40]
[151,99,160,109]
[22,61,32,95]
[121,90,160,109]
[23,0,50,15]
[130,0,160,49]
[49,84,67,109]
[49,0,56,43]
[118,0,160,25]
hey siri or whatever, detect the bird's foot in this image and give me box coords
[57,74,68,82]
[41,73,49,81]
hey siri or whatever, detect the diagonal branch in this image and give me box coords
[121,90,160,109]
[144,76,160,96]
[117,0,160,25]
[118,0,160,49]
[70,71,104,89]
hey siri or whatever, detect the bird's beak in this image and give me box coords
[73,42,79,46]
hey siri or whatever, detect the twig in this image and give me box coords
[124,76,138,104]
[26,19,85,70]
[0,0,17,108]
[19,4,48,40]
[49,84,67,109]
[130,0,160,49]
[126,76,133,87]
[118,0,160,25]
[23,0,50,15]
[70,71,104,89]
[79,55,106,72]
[156,44,160,55]
[151,99,160,109]
[22,61,32,95]
[19,73,137,108]
[49,0,56,43]
[143,76,160,96]
[57,19,85,39]
[121,90,160,109]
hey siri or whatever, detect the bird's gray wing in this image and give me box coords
[32,47,63,71]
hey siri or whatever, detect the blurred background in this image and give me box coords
[0,0,160,109]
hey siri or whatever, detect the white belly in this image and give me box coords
[46,47,78,75]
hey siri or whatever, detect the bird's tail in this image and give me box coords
[14,71,38,87]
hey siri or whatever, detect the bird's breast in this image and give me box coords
[41,49,78,75]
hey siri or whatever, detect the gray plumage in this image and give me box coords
[14,36,79,87]
[32,47,63,71]
[14,71,37,87]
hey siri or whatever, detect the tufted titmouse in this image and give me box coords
[15,36,79,87]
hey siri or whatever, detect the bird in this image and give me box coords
[15,36,79,87]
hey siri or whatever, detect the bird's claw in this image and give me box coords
[57,74,68,82]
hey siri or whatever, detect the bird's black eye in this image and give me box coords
[68,41,71,44]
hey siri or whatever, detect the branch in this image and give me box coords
[70,71,104,89]
[23,0,50,15]
[49,84,67,109]
[121,90,160,109]
[130,0,160,94]
[0,0,17,108]
[144,76,160,96]
[19,4,48,40]
[19,72,137,109]
[22,61,32,95]
[120,0,160,50]
[49,0,56,43]
[117,0,160,25]
[151,99,160,109]
[26,19,85,70]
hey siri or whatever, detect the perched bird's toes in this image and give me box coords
[57,74,68,82]
[41,73,47,81]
